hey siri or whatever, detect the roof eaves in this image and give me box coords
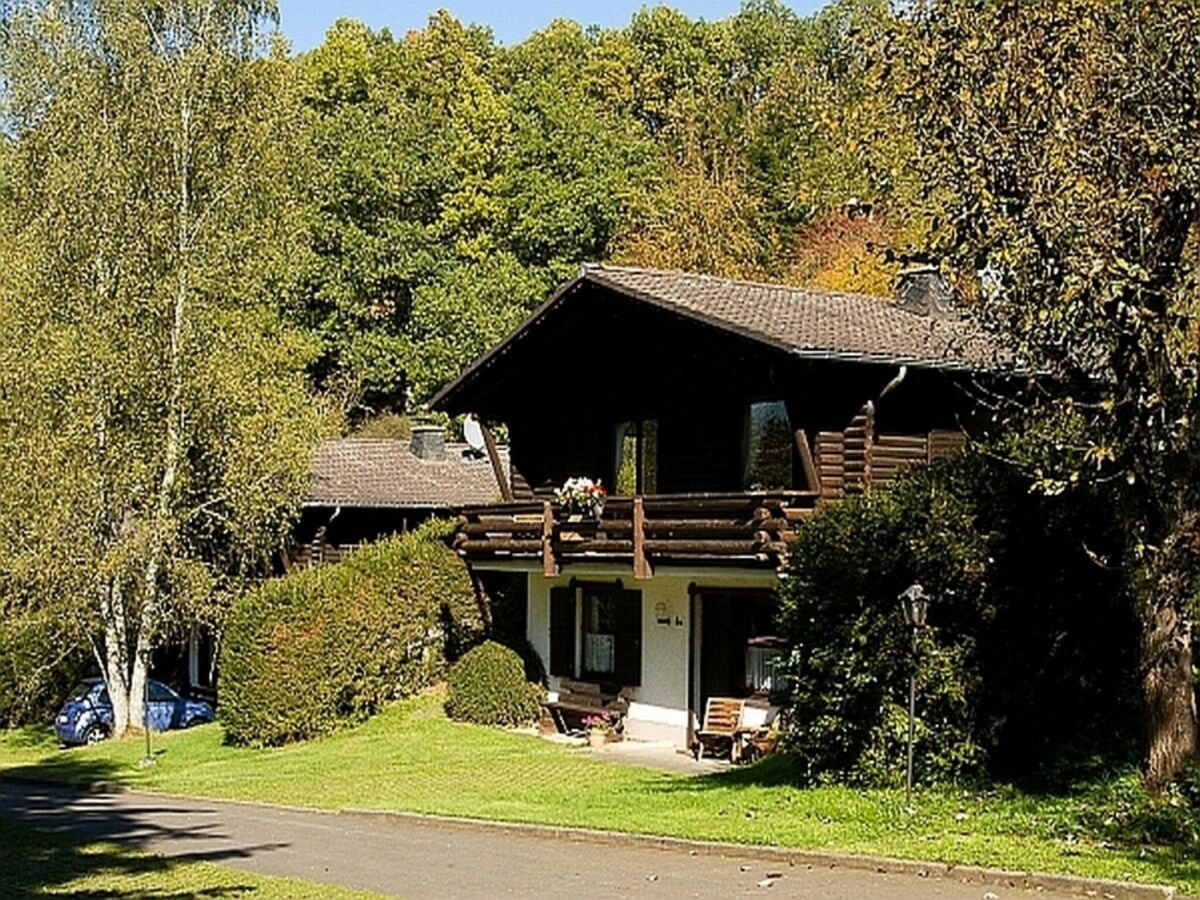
[302,500,456,510]
[428,272,588,411]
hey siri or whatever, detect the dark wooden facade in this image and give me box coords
[437,278,980,574]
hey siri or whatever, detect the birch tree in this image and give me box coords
[0,0,320,736]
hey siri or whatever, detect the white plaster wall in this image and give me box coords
[521,566,781,747]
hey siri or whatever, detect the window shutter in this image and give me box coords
[614,590,642,686]
[549,587,575,677]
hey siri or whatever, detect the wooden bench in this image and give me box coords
[544,679,628,736]
[694,697,745,761]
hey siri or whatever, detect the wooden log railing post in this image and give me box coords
[633,496,652,580]
[542,501,558,577]
[794,428,820,494]
[479,419,514,502]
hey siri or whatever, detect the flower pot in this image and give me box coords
[588,730,607,749]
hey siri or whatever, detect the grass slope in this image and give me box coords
[0,818,381,897]
[2,691,1196,892]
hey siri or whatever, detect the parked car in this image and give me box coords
[55,678,215,747]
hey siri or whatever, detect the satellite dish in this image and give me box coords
[463,414,486,454]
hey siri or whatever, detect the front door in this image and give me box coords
[695,589,782,713]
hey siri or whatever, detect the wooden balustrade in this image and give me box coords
[453,490,818,578]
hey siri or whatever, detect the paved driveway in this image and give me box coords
[0,781,1101,899]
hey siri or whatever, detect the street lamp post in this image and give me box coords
[898,583,930,808]
[140,689,155,769]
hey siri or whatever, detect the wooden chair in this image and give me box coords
[694,697,745,761]
[736,702,782,764]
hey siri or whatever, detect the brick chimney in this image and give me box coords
[896,264,957,319]
[410,424,446,461]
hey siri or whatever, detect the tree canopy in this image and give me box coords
[293,0,898,414]
[0,0,321,734]
[885,0,1200,787]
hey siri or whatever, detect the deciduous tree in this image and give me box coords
[0,0,321,736]
[887,0,1200,787]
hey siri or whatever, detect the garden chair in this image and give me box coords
[693,697,745,761]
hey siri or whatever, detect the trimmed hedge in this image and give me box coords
[445,640,543,727]
[220,522,483,746]
[0,610,87,727]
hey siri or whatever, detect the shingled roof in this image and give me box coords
[306,439,508,509]
[431,265,1010,411]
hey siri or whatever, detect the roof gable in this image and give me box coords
[431,265,1010,413]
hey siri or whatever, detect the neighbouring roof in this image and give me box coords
[430,265,1012,412]
[306,438,509,509]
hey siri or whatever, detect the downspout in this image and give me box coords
[878,365,908,401]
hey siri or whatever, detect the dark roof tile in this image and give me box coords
[586,265,1007,371]
[307,439,508,509]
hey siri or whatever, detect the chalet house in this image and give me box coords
[431,264,1009,746]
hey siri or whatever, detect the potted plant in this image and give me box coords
[583,712,613,748]
[554,477,607,521]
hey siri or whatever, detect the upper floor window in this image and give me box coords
[744,400,793,490]
[615,419,658,495]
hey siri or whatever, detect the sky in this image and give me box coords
[277,1,829,52]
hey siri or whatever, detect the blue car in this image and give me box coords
[55,678,215,746]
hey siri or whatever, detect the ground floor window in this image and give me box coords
[549,583,642,686]
[582,588,617,677]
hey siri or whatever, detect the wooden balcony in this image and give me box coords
[453,491,819,578]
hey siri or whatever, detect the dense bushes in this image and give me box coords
[778,452,1139,787]
[220,522,483,745]
[0,611,87,727]
[445,641,544,727]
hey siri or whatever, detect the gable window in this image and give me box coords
[615,419,658,495]
[743,400,793,490]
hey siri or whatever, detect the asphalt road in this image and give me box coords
[0,781,1091,899]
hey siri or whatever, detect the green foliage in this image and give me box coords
[445,640,544,727]
[219,524,483,746]
[296,2,903,410]
[0,0,323,735]
[778,453,1138,787]
[884,0,1200,787]
[0,610,87,727]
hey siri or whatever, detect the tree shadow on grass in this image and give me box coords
[0,774,293,896]
[1,819,264,898]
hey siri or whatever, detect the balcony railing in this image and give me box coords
[453,491,819,578]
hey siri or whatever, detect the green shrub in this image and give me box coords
[445,640,543,727]
[778,452,1138,787]
[0,610,87,727]
[220,521,483,746]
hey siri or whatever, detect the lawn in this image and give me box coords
[2,690,1196,893]
[0,818,381,897]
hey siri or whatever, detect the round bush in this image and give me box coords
[220,521,483,746]
[445,641,544,727]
